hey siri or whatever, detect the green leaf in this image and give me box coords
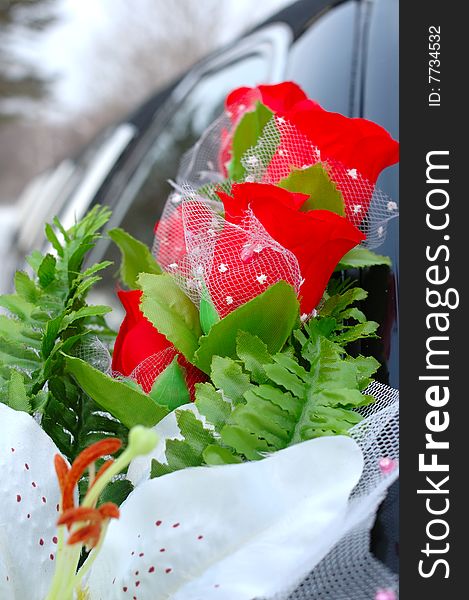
[334,321,379,344]
[210,356,251,405]
[65,355,168,428]
[14,271,38,303]
[80,261,114,279]
[176,409,215,456]
[45,223,64,257]
[227,102,274,181]
[0,337,40,370]
[61,305,111,329]
[97,479,133,508]
[108,228,161,289]
[194,383,231,432]
[42,315,64,358]
[235,331,272,384]
[151,459,174,478]
[336,247,392,270]
[203,445,242,465]
[52,216,70,242]
[149,356,190,411]
[194,281,299,374]
[0,294,35,320]
[0,315,41,347]
[320,287,368,318]
[279,164,345,216]
[8,371,31,412]
[347,355,381,390]
[38,254,57,288]
[199,290,220,335]
[139,273,202,362]
[220,425,273,460]
[263,362,306,398]
[26,250,44,274]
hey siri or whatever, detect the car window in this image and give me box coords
[113,52,270,250]
[286,1,358,115]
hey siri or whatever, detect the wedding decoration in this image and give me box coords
[0,81,399,599]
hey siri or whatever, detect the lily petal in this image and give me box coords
[87,435,363,599]
[0,404,62,600]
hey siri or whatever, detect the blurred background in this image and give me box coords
[0,0,289,206]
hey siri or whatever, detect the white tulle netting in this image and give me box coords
[74,336,112,373]
[173,109,399,250]
[154,185,302,315]
[268,380,400,600]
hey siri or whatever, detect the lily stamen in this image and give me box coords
[45,426,158,600]
[90,459,115,489]
[60,438,122,512]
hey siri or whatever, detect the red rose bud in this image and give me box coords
[154,203,188,270]
[216,183,365,313]
[112,290,205,397]
[224,82,399,220]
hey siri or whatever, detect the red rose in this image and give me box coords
[154,203,187,270]
[223,82,399,223]
[208,183,365,315]
[225,81,399,185]
[112,289,205,396]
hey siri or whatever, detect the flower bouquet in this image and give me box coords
[0,82,399,600]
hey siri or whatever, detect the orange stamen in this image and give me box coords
[58,506,103,529]
[61,438,122,512]
[98,502,120,520]
[54,454,69,497]
[68,524,101,547]
[90,460,114,488]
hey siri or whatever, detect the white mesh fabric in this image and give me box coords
[74,335,112,374]
[242,116,398,249]
[263,381,399,600]
[177,113,230,189]
[129,346,179,393]
[128,347,204,396]
[154,186,302,316]
[171,108,398,250]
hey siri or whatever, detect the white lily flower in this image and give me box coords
[1,402,364,600]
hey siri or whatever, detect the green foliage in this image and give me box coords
[318,286,380,345]
[108,227,161,289]
[199,286,220,335]
[97,479,134,508]
[65,356,169,429]
[279,164,346,216]
[149,356,190,411]
[151,410,216,477]
[227,102,276,181]
[336,246,392,270]
[151,285,380,476]
[139,273,202,362]
[194,281,299,374]
[7,370,31,412]
[0,207,123,462]
[41,372,128,461]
